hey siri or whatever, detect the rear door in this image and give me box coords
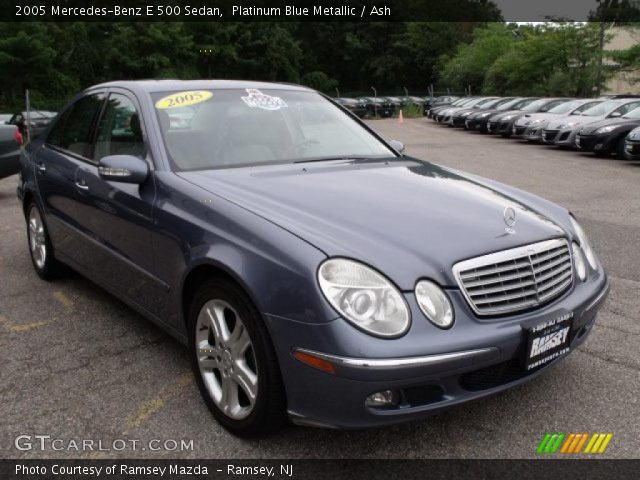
[35,93,105,262]
[73,90,163,315]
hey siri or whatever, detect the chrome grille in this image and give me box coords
[453,239,573,316]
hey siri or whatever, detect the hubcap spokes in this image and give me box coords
[196,299,258,420]
[28,209,46,269]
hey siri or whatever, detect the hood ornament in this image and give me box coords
[503,206,517,234]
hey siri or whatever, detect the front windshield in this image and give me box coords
[511,98,537,110]
[548,100,582,114]
[496,98,522,110]
[522,99,552,112]
[153,89,395,171]
[581,100,618,116]
[473,97,498,108]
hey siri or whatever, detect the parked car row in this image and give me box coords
[427,95,640,160]
[336,95,427,118]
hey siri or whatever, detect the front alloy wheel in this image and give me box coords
[195,299,258,420]
[188,278,286,436]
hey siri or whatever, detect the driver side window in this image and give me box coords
[94,93,146,162]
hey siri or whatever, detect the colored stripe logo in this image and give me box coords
[537,433,613,454]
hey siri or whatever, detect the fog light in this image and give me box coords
[365,390,399,408]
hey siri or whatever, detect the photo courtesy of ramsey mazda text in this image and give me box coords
[17,80,609,436]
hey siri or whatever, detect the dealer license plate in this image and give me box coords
[524,312,572,370]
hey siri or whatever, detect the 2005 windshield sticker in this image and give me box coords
[155,91,213,109]
[241,89,287,111]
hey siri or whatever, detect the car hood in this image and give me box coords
[579,118,640,135]
[547,114,604,130]
[628,127,640,140]
[488,109,524,121]
[178,159,568,289]
[514,112,562,126]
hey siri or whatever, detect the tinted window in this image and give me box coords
[94,93,145,161]
[48,94,104,157]
[46,109,71,146]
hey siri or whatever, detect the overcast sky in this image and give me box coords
[494,0,599,21]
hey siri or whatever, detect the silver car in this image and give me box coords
[514,99,603,142]
[542,99,640,148]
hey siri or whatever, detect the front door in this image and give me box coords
[73,91,163,316]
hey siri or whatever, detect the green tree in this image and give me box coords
[438,23,516,93]
[483,24,609,96]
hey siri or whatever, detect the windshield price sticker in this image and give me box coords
[155,91,213,109]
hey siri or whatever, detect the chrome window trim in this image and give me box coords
[453,238,573,317]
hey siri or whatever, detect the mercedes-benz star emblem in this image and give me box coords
[503,206,517,234]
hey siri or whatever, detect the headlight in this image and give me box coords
[318,259,410,338]
[501,114,515,121]
[595,125,619,134]
[480,112,492,118]
[570,216,598,271]
[572,243,587,281]
[415,280,454,329]
[461,111,472,117]
[558,121,581,130]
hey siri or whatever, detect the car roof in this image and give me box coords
[88,79,313,95]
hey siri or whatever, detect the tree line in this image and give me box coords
[0,19,637,111]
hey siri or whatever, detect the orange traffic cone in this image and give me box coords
[398,109,404,124]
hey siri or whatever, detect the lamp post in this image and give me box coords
[371,86,377,117]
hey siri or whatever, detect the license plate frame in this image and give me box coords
[524,312,573,371]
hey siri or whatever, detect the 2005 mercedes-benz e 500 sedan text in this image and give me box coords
[18,81,609,436]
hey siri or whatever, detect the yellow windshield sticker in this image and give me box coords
[155,91,212,109]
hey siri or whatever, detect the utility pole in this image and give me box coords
[596,21,606,97]
[25,89,31,144]
[371,86,377,117]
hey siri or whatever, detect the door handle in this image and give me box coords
[75,181,90,191]
[36,163,46,174]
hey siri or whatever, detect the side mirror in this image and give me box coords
[389,140,405,155]
[609,111,622,118]
[98,155,149,184]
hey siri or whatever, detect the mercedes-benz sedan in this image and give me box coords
[18,80,609,436]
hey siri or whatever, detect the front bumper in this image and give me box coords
[267,272,609,429]
[575,133,616,154]
[624,139,640,159]
[543,128,579,147]
[487,119,514,135]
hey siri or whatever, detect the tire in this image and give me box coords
[616,136,627,158]
[26,201,66,280]
[188,277,286,437]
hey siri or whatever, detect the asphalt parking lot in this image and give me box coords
[1,118,638,459]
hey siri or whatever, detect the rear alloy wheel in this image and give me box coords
[188,278,286,436]
[26,202,65,280]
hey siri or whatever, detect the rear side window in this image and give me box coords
[47,94,104,158]
[93,93,146,161]
[613,101,640,117]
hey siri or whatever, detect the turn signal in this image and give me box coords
[293,350,336,374]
